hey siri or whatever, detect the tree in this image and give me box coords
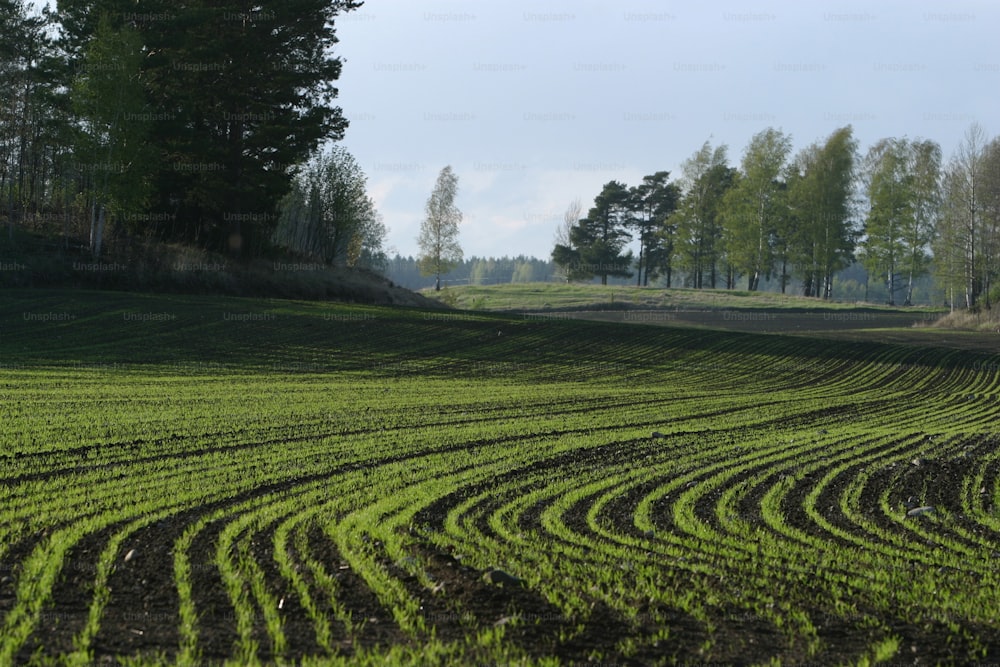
[553,181,634,285]
[720,128,792,291]
[671,141,733,288]
[630,171,679,286]
[860,137,941,305]
[418,165,463,291]
[552,198,582,281]
[903,140,942,306]
[57,0,363,255]
[71,12,151,257]
[859,138,910,304]
[274,146,382,267]
[937,123,988,309]
[0,0,59,240]
[512,260,535,283]
[977,136,1000,309]
[351,210,389,273]
[787,126,858,298]
[0,0,33,238]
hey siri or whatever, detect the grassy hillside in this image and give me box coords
[417,282,1000,350]
[2,288,1000,665]
[0,229,440,308]
[423,281,944,313]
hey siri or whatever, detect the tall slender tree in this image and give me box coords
[860,138,910,304]
[629,171,679,286]
[788,126,858,298]
[418,165,463,291]
[671,141,733,288]
[1,0,56,239]
[937,123,987,309]
[71,12,151,257]
[721,127,792,291]
[552,198,582,281]
[977,136,1000,310]
[903,140,942,306]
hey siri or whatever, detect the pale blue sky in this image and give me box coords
[333,0,997,260]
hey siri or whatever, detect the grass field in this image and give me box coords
[425,282,944,313]
[2,288,1000,665]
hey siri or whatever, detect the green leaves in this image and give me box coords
[418,166,464,290]
[58,0,361,254]
[553,180,636,285]
[71,13,152,247]
[274,146,383,268]
[720,128,793,291]
[861,137,941,305]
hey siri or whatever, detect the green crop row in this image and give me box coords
[1,290,999,665]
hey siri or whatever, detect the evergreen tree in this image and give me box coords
[56,0,362,254]
[1,0,59,239]
[71,12,151,257]
[553,181,634,285]
[630,171,679,286]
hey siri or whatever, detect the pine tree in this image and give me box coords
[630,172,679,286]
[553,181,634,285]
[56,0,362,254]
[71,13,152,257]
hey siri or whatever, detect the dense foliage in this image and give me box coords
[0,0,363,256]
[553,124,1000,308]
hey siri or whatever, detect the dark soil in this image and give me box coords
[563,308,1000,352]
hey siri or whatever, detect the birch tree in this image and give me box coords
[418,166,463,291]
[720,127,792,291]
[937,123,987,309]
[671,141,732,288]
[788,126,858,298]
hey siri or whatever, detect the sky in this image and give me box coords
[330,0,998,261]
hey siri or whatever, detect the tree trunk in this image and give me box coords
[93,203,106,258]
[89,198,97,250]
[636,246,643,286]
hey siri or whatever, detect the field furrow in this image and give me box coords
[3,290,1000,664]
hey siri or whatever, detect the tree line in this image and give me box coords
[554,124,1000,309]
[0,0,392,268]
